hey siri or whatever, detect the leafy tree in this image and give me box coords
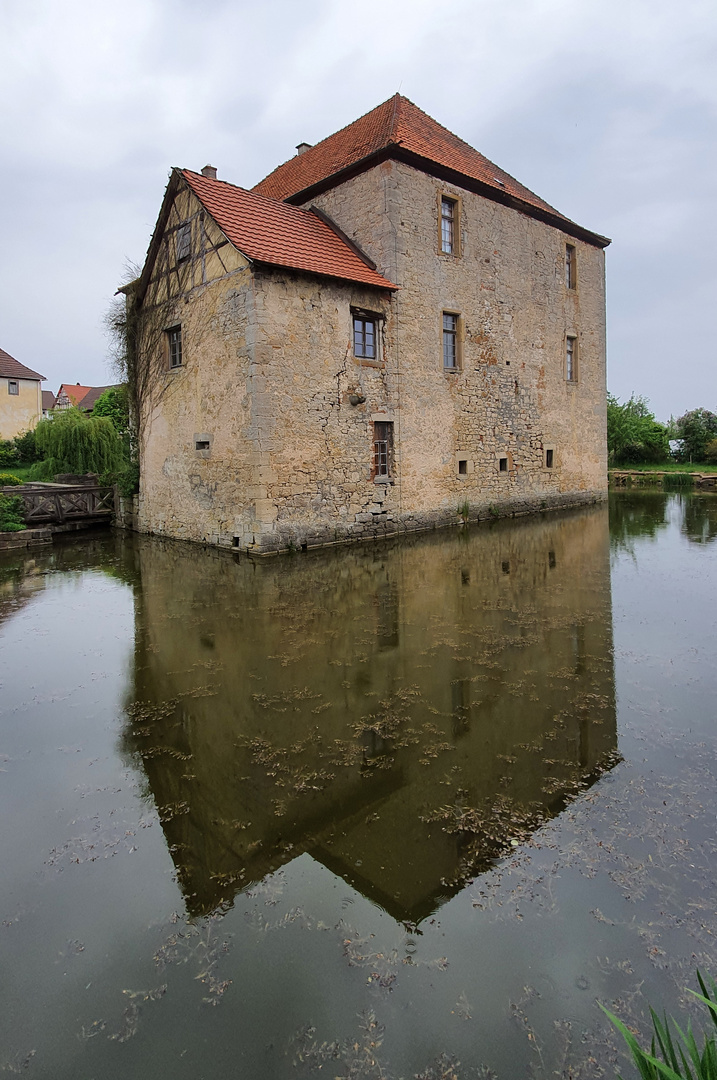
[30,407,124,480]
[92,385,129,439]
[606,394,670,465]
[673,408,717,462]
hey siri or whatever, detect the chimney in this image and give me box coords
[201,164,217,179]
[295,142,312,156]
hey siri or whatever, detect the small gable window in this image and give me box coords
[353,315,376,359]
[167,325,183,369]
[177,222,191,262]
[8,380,19,395]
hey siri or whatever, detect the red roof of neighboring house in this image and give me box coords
[57,383,93,407]
[55,383,118,410]
[0,347,45,382]
[181,170,396,290]
[42,390,56,411]
[252,95,609,247]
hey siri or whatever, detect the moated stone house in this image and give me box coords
[128,96,610,553]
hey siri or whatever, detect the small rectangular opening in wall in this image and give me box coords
[501,560,510,574]
[545,448,554,468]
[499,457,508,472]
[195,440,210,451]
[232,536,240,548]
[549,551,556,569]
[458,459,467,475]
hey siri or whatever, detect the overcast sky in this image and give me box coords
[0,0,715,421]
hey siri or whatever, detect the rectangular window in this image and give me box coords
[8,380,18,395]
[443,312,458,370]
[545,448,554,468]
[499,457,508,472]
[565,244,576,289]
[458,459,467,475]
[566,336,577,382]
[177,222,191,262]
[353,316,376,359]
[373,421,393,478]
[441,197,456,254]
[167,325,183,368]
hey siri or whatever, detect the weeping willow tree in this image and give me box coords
[30,408,125,480]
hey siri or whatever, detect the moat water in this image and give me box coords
[1,492,717,1079]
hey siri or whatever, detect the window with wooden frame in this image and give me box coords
[439,195,460,255]
[566,335,577,383]
[565,244,576,289]
[353,314,376,360]
[177,222,191,262]
[167,325,183,369]
[373,421,393,479]
[443,312,461,371]
[7,380,19,395]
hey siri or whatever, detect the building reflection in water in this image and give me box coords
[122,505,618,925]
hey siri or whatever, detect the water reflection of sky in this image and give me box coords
[1,494,716,1079]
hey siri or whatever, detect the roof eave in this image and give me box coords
[251,259,397,292]
[283,145,610,250]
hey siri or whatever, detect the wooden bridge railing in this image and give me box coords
[1,485,115,525]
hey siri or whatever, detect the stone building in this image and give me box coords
[129,96,610,553]
[0,347,45,440]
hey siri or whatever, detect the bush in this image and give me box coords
[607,395,670,465]
[0,494,26,532]
[0,472,22,486]
[0,440,20,467]
[12,428,41,464]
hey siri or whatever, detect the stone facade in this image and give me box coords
[134,123,608,554]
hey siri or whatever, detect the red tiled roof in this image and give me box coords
[0,347,45,382]
[181,170,396,290]
[57,383,92,406]
[80,385,118,411]
[252,96,606,244]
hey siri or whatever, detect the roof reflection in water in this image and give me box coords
[122,505,617,925]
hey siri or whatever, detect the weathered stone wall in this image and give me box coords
[305,160,608,535]
[0,377,42,440]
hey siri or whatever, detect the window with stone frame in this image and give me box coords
[443,312,460,370]
[565,244,576,289]
[566,335,577,382]
[167,325,183,369]
[441,196,457,254]
[353,315,376,360]
[373,421,393,479]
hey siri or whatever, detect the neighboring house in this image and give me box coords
[0,347,45,440]
[54,383,118,412]
[127,95,610,553]
[42,391,56,417]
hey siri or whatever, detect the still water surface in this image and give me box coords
[1,493,716,1078]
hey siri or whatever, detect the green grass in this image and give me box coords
[603,971,717,1079]
[0,464,35,483]
[611,462,717,473]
